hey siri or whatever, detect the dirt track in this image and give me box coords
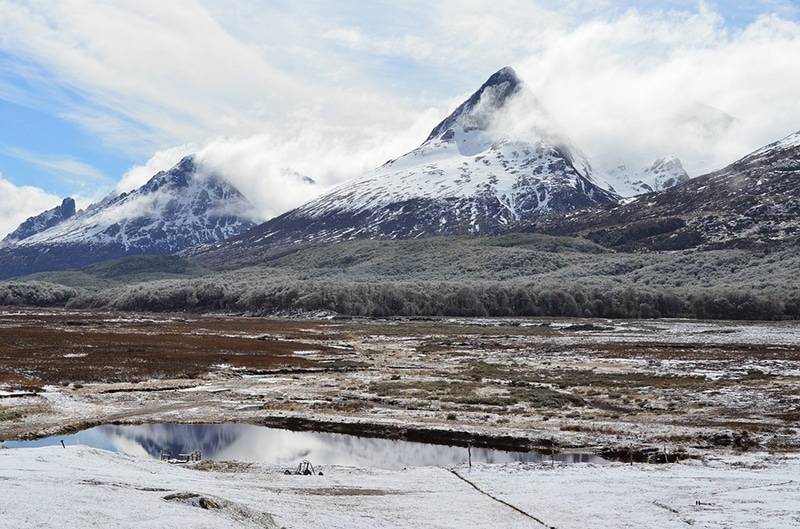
[2,308,799,457]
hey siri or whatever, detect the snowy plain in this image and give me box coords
[1,445,799,528]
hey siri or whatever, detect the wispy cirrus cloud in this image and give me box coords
[0,146,106,182]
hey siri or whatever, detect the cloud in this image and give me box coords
[0,146,107,182]
[0,0,303,153]
[0,173,62,239]
[192,109,443,221]
[515,7,800,174]
[2,0,800,223]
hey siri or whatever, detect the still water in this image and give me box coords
[1,423,604,469]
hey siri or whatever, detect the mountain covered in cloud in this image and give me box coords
[187,67,622,269]
[0,156,259,279]
[521,129,800,251]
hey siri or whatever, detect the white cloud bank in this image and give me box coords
[1,1,800,232]
[517,7,800,174]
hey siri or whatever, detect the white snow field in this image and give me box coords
[1,446,798,529]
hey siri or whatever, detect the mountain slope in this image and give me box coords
[187,67,617,270]
[522,129,800,250]
[0,156,259,279]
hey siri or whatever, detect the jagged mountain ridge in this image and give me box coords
[186,67,619,269]
[0,156,259,279]
[1,197,77,247]
[520,129,800,250]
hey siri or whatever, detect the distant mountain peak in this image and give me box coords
[1,197,76,247]
[0,156,260,279]
[186,67,618,270]
[647,156,689,179]
[599,156,690,197]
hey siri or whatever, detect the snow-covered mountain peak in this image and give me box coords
[184,68,621,269]
[21,155,259,248]
[1,197,76,248]
[599,156,690,197]
[647,156,690,187]
[313,67,611,218]
[0,156,261,279]
[425,66,526,150]
[418,66,582,169]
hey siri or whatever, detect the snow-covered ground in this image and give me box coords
[1,445,798,528]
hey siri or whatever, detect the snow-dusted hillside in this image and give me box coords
[188,67,618,269]
[525,128,800,251]
[0,156,259,279]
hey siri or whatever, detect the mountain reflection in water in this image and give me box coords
[3,423,604,469]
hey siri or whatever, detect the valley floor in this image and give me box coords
[2,308,798,455]
[1,309,800,527]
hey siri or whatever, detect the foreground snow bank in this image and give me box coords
[0,446,798,528]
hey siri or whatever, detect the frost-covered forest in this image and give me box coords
[1,234,798,320]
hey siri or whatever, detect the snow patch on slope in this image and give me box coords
[600,156,691,197]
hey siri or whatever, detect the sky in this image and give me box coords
[1,0,800,238]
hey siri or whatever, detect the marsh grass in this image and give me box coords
[0,410,23,421]
[463,361,708,389]
[367,379,584,409]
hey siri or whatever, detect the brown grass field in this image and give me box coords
[2,308,798,458]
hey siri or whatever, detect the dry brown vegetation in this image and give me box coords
[1,308,799,455]
[0,311,323,386]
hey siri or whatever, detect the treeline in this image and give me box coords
[1,278,796,320]
[3,236,798,321]
[0,281,81,307]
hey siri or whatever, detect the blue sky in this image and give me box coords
[1,0,799,237]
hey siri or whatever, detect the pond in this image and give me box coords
[1,423,605,470]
